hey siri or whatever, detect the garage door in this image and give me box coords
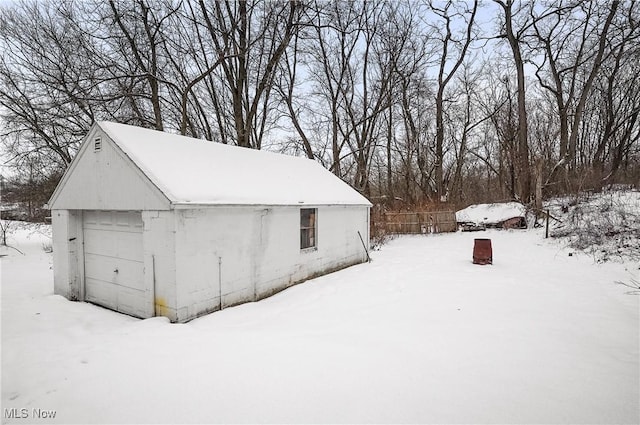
[83,210,149,318]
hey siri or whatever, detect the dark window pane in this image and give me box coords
[301,208,314,227]
[300,209,316,249]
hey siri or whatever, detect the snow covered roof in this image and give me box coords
[98,121,371,206]
[455,202,526,225]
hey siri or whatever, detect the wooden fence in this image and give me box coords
[372,210,457,235]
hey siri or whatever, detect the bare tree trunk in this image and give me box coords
[200,0,301,149]
[386,104,393,199]
[495,0,531,202]
[432,0,477,203]
[533,0,622,192]
[108,0,169,131]
[534,157,543,210]
[566,1,619,172]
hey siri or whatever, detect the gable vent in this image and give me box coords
[94,137,102,152]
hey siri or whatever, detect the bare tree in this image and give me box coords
[493,0,532,203]
[426,0,478,203]
[446,63,497,204]
[101,0,184,131]
[0,0,637,214]
[306,1,364,178]
[197,0,302,149]
[0,1,98,172]
[589,0,640,186]
[532,0,620,188]
[273,26,317,159]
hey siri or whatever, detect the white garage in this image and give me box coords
[83,210,146,318]
[48,121,371,323]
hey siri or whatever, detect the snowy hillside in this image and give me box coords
[546,189,640,263]
[1,220,638,424]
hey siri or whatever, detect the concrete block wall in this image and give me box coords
[173,205,369,321]
[142,210,177,321]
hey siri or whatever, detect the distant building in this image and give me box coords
[456,202,527,231]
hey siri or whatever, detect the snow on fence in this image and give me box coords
[372,211,457,235]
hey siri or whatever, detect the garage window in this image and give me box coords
[300,208,317,250]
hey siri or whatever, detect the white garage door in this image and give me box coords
[83,210,149,318]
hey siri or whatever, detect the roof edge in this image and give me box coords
[172,202,372,209]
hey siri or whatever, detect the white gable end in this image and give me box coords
[48,126,170,210]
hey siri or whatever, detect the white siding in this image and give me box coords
[173,206,369,321]
[52,210,83,301]
[142,210,177,321]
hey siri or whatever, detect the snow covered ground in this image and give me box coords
[1,223,638,424]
